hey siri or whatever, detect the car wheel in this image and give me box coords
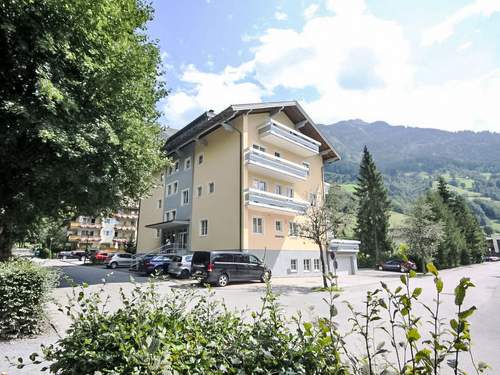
[217,273,229,287]
[110,262,117,269]
[377,265,383,271]
[261,271,271,283]
[180,269,190,279]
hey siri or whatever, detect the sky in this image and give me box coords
[147,0,500,132]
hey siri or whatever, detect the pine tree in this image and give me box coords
[437,177,452,203]
[354,146,392,265]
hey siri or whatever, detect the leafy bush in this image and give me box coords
[0,258,58,339]
[16,265,487,374]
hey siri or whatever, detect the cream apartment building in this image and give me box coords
[137,101,353,276]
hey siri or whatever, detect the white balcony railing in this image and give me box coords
[258,120,320,157]
[245,148,309,182]
[245,188,310,215]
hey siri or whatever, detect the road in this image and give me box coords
[1,260,500,374]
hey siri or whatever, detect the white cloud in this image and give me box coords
[304,4,320,19]
[163,62,263,127]
[274,11,288,21]
[421,0,500,46]
[164,0,500,132]
[457,41,472,51]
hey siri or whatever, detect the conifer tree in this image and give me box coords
[354,146,392,264]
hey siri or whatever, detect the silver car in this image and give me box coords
[168,255,192,278]
[105,253,133,269]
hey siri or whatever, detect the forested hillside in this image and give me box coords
[320,120,500,234]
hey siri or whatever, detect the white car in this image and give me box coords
[105,253,133,269]
[168,255,193,278]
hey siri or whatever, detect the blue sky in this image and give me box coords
[147,0,500,132]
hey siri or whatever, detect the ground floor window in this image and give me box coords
[304,259,311,272]
[252,217,263,234]
[290,259,298,272]
[200,219,208,236]
[313,258,320,272]
[275,220,283,233]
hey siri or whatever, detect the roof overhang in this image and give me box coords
[145,220,190,230]
[164,101,341,162]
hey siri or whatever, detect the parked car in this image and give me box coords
[376,259,416,273]
[144,254,174,275]
[57,250,86,260]
[130,253,160,273]
[105,253,133,269]
[483,255,500,262]
[168,255,193,278]
[93,251,113,263]
[191,251,271,287]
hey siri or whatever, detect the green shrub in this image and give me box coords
[15,264,487,374]
[0,258,58,339]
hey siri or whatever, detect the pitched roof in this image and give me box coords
[164,101,341,162]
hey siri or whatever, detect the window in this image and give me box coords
[200,219,208,236]
[289,222,299,236]
[167,184,172,196]
[160,172,164,182]
[184,157,191,170]
[252,217,263,234]
[286,187,294,198]
[208,182,215,193]
[252,144,266,152]
[168,166,173,176]
[158,199,162,209]
[174,160,180,172]
[197,185,203,197]
[234,254,249,263]
[156,229,160,238]
[213,253,233,263]
[290,259,298,272]
[181,188,189,206]
[304,259,311,272]
[309,193,317,206]
[198,153,204,165]
[166,210,176,222]
[303,162,310,176]
[104,218,111,224]
[274,151,281,158]
[173,181,178,194]
[253,179,266,191]
[275,220,283,233]
[104,230,111,236]
[313,259,321,272]
[274,185,282,195]
[249,255,261,264]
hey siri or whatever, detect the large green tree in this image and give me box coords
[354,146,392,264]
[0,0,166,259]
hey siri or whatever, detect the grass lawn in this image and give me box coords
[340,183,357,193]
[390,211,409,228]
[489,220,500,234]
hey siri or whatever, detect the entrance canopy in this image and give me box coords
[145,220,189,230]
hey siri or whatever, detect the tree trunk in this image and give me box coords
[421,257,426,274]
[318,242,328,288]
[0,225,14,261]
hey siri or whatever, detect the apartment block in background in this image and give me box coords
[137,101,358,276]
[67,206,139,250]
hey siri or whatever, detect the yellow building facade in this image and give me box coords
[138,101,344,276]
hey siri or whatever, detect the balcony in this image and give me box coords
[258,120,320,157]
[245,148,309,182]
[245,188,310,215]
[114,225,136,231]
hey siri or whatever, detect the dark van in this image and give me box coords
[191,251,271,287]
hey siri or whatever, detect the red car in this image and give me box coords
[93,251,114,263]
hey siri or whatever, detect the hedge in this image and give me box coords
[0,258,58,339]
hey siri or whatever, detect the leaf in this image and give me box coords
[412,288,422,298]
[400,275,407,285]
[426,263,438,276]
[407,328,421,342]
[458,306,477,320]
[435,278,443,293]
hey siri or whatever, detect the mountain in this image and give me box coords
[319,120,500,234]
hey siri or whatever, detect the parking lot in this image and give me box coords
[2,259,500,374]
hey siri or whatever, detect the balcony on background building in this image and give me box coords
[258,120,320,157]
[245,148,309,182]
[244,188,310,215]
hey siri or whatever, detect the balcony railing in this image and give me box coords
[245,188,309,215]
[258,120,320,157]
[70,222,102,229]
[245,148,308,182]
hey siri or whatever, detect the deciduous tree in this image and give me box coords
[0,0,166,259]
